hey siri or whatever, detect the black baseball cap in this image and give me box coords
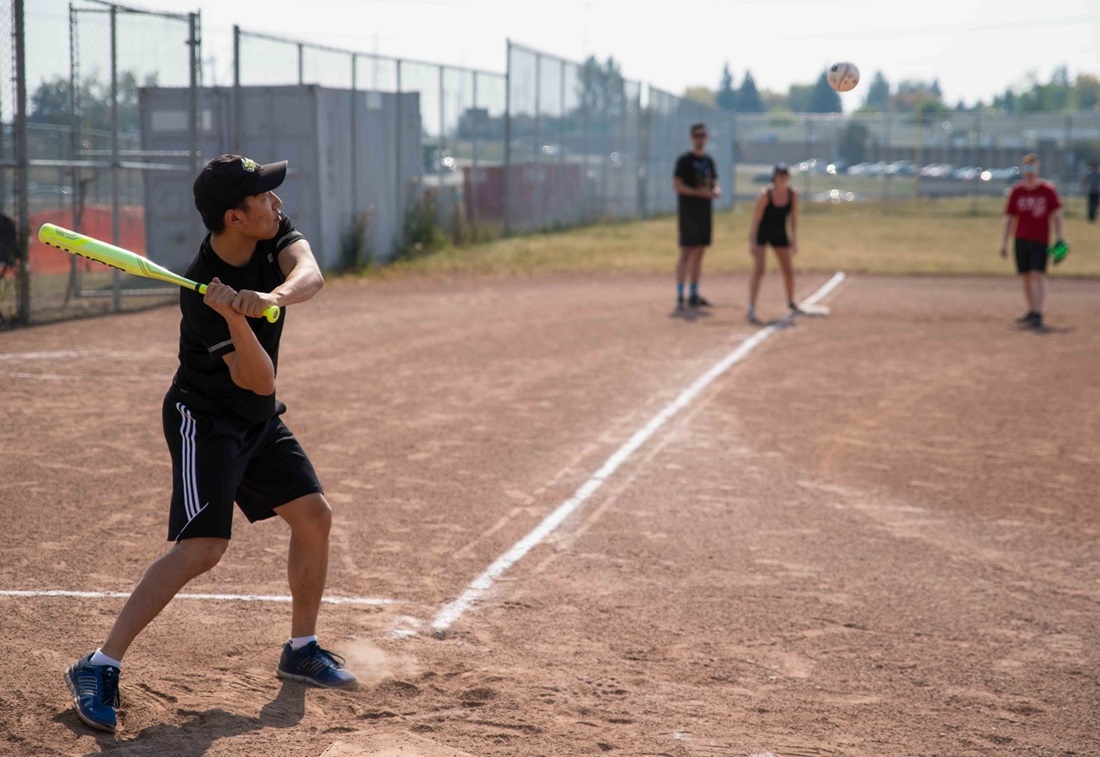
[193,154,287,225]
[773,162,790,175]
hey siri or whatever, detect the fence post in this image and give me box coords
[803,114,813,199]
[351,53,358,233]
[67,1,79,305]
[580,77,588,222]
[729,112,736,210]
[438,63,445,177]
[470,71,479,237]
[913,115,923,199]
[188,12,202,255]
[110,2,120,312]
[188,12,201,173]
[638,85,650,219]
[14,0,29,323]
[533,52,541,228]
[502,40,512,235]
[395,58,403,257]
[559,58,566,224]
[881,113,890,204]
[1063,113,1072,181]
[232,25,241,153]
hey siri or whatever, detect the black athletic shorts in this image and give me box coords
[678,210,712,247]
[1014,238,1048,274]
[755,230,791,248]
[163,396,323,541]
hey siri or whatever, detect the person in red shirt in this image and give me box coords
[1000,153,1065,329]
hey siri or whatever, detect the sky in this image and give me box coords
[24,0,1100,109]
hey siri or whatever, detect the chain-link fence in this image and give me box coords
[8,4,1100,325]
[216,28,508,270]
[0,0,19,324]
[506,44,735,233]
[7,0,200,325]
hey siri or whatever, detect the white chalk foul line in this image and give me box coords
[0,590,398,606]
[431,272,847,634]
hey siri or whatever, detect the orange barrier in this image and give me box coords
[27,205,146,275]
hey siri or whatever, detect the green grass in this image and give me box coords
[366,196,1100,279]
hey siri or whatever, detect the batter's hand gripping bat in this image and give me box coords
[38,223,281,323]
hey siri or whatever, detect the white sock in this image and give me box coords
[289,635,318,651]
[89,649,122,668]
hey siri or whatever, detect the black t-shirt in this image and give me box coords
[675,151,717,215]
[166,214,304,426]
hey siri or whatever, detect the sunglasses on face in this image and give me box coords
[692,132,707,139]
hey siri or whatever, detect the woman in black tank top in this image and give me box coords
[747,163,801,324]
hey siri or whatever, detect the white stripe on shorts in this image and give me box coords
[175,403,205,530]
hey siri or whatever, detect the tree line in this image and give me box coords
[26,58,1098,138]
[28,71,157,133]
[688,63,1100,116]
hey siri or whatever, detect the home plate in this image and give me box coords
[321,732,474,757]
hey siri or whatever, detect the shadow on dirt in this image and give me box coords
[56,680,308,757]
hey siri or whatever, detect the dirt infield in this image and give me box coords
[1,271,1098,756]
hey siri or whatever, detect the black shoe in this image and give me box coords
[1030,313,1043,328]
[687,293,712,308]
[788,302,806,315]
[277,641,358,688]
[1016,311,1037,323]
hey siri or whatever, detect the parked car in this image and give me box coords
[920,163,954,178]
[811,189,865,204]
[983,166,1019,183]
[797,158,828,174]
[885,160,917,176]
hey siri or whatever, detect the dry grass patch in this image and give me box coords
[372,196,1100,279]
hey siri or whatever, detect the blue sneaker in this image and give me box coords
[277,641,357,688]
[64,653,120,732]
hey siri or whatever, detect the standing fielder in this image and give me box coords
[65,154,356,734]
[673,123,720,312]
[1000,153,1065,330]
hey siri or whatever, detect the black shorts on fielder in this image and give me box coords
[1014,238,1048,274]
[163,396,323,541]
[678,211,712,247]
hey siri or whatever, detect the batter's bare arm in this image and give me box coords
[273,238,324,304]
[206,278,276,396]
[232,239,325,319]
